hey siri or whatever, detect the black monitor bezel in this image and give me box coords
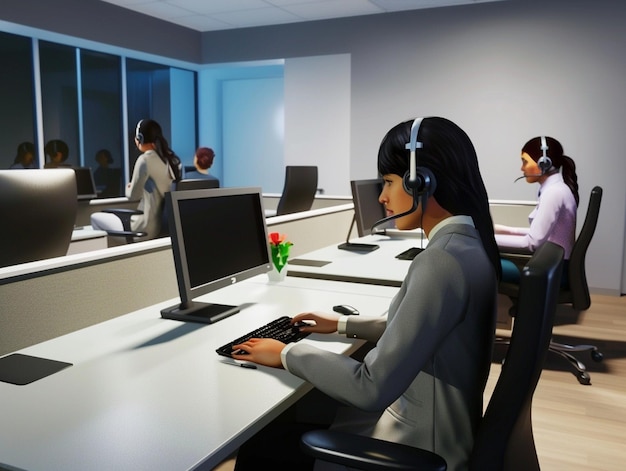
[350,178,392,237]
[73,166,98,200]
[162,186,272,323]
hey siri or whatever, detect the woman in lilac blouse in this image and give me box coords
[495,136,579,283]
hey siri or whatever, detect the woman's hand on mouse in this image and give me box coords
[291,311,340,334]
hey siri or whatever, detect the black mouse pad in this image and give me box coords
[0,353,72,385]
[289,258,331,267]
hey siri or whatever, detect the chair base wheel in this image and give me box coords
[591,350,603,362]
[576,371,591,385]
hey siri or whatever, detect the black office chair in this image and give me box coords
[268,165,318,216]
[102,178,221,244]
[498,186,603,385]
[0,169,78,267]
[300,242,565,471]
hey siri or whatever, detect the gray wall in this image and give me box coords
[2,0,625,294]
[199,0,626,295]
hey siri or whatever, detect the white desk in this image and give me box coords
[287,234,426,287]
[0,276,397,471]
[287,234,512,329]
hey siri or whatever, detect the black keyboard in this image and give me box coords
[215,316,310,357]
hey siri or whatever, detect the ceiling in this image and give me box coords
[99,0,504,32]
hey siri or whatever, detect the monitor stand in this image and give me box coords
[160,301,239,324]
[337,215,380,252]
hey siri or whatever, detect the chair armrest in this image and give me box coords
[300,430,447,471]
[100,208,146,241]
[104,230,148,239]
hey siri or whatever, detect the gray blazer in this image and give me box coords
[284,222,498,471]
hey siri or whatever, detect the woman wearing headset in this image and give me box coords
[91,119,181,240]
[495,136,579,283]
[231,117,501,471]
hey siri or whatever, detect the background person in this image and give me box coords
[43,139,70,168]
[495,136,578,283]
[9,142,36,169]
[184,146,220,185]
[90,119,181,240]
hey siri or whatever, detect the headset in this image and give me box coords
[135,119,144,145]
[514,135,554,182]
[537,135,552,174]
[403,118,437,201]
[371,117,437,232]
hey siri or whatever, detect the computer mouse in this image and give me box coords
[333,304,359,316]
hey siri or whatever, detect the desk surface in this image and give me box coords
[288,234,427,286]
[0,276,397,471]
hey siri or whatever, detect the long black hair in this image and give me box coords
[378,116,501,280]
[522,136,579,206]
[135,119,182,181]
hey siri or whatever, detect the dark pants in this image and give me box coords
[233,389,338,470]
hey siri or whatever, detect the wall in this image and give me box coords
[197,0,626,294]
[2,0,625,294]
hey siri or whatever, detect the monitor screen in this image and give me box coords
[73,167,98,200]
[351,179,394,237]
[161,187,272,323]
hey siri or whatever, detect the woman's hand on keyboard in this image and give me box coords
[291,311,340,334]
[231,338,285,368]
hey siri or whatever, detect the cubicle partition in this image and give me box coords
[0,198,537,356]
[0,204,355,356]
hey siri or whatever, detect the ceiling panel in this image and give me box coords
[98,0,507,32]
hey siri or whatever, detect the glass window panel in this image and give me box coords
[39,40,79,168]
[126,58,171,175]
[81,49,123,197]
[126,59,197,177]
[0,32,37,170]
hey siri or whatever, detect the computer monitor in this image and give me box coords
[338,179,393,252]
[73,167,98,200]
[351,179,394,237]
[160,187,272,324]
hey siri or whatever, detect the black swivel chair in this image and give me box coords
[102,178,221,244]
[301,242,565,471]
[0,169,78,268]
[267,166,318,217]
[498,186,603,385]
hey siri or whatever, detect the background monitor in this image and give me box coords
[161,186,272,323]
[351,179,394,237]
[0,169,77,268]
[73,167,98,200]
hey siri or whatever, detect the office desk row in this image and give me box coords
[0,276,398,471]
[288,233,426,286]
[287,232,512,328]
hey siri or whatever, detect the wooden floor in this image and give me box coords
[214,293,626,471]
[490,293,626,471]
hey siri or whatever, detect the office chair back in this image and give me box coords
[301,242,565,471]
[174,178,219,191]
[470,241,563,470]
[275,166,318,216]
[0,169,78,267]
[562,186,602,310]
